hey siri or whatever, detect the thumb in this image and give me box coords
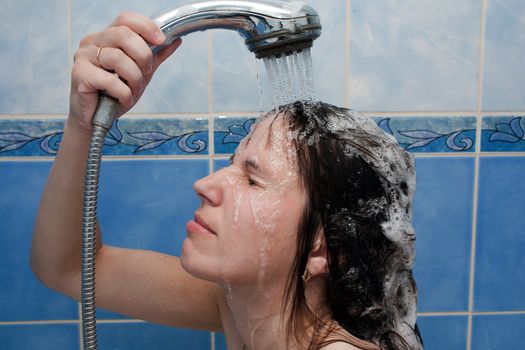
[152,38,182,72]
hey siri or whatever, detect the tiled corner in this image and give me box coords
[0,1,69,115]
[349,0,480,111]
[373,116,476,152]
[97,322,210,349]
[71,0,209,113]
[474,157,525,311]
[0,161,79,321]
[213,116,257,155]
[412,157,475,312]
[481,115,525,152]
[472,314,525,350]
[0,324,80,350]
[482,0,525,111]
[417,316,468,350]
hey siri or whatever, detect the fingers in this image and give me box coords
[110,11,165,46]
[92,25,155,76]
[72,59,134,108]
[94,46,144,97]
[152,38,182,72]
[71,11,183,122]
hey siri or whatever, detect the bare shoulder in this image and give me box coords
[319,342,364,350]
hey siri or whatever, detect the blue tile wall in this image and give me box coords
[471,314,525,350]
[0,1,69,114]
[417,316,468,350]
[348,0,480,111]
[482,0,525,111]
[413,157,475,312]
[97,159,207,257]
[475,157,525,311]
[0,162,78,321]
[97,322,210,350]
[0,324,80,350]
[1,0,524,349]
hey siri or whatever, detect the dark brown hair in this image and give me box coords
[270,101,423,350]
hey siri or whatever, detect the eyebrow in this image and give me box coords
[243,158,264,175]
[230,154,266,177]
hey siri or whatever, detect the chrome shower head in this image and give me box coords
[152,0,321,58]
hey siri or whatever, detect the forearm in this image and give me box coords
[31,119,103,288]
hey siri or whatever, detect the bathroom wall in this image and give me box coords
[1,0,524,349]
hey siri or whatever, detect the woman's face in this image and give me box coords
[181,114,305,288]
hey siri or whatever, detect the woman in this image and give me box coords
[31,12,423,350]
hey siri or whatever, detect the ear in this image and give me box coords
[307,230,329,278]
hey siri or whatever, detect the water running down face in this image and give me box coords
[182,114,305,291]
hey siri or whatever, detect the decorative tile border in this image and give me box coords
[0,120,65,156]
[6,115,525,156]
[213,116,257,154]
[373,116,477,153]
[213,115,477,154]
[481,116,525,152]
[0,118,209,157]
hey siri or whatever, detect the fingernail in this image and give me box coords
[155,30,165,43]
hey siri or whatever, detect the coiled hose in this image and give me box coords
[81,94,120,350]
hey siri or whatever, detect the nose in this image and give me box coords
[193,169,225,207]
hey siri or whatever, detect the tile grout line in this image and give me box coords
[467,1,488,349]
[2,110,524,121]
[344,0,352,108]
[1,151,525,163]
[3,310,525,326]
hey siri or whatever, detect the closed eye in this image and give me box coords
[247,177,258,187]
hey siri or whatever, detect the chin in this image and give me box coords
[180,240,221,283]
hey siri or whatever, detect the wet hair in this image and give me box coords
[270,101,424,350]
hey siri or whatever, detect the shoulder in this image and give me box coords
[319,342,365,350]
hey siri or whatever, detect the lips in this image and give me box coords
[187,212,216,235]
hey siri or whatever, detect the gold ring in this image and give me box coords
[96,46,104,67]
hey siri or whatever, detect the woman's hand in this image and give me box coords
[69,11,182,131]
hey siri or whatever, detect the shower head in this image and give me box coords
[152,0,321,58]
[92,0,322,130]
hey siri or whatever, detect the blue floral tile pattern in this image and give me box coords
[373,116,476,152]
[0,117,209,156]
[214,116,258,154]
[102,118,209,155]
[213,115,476,154]
[0,120,65,156]
[481,116,525,152]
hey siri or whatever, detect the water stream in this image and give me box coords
[263,48,316,106]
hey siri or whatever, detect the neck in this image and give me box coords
[223,277,327,350]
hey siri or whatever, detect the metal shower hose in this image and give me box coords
[81,94,119,350]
